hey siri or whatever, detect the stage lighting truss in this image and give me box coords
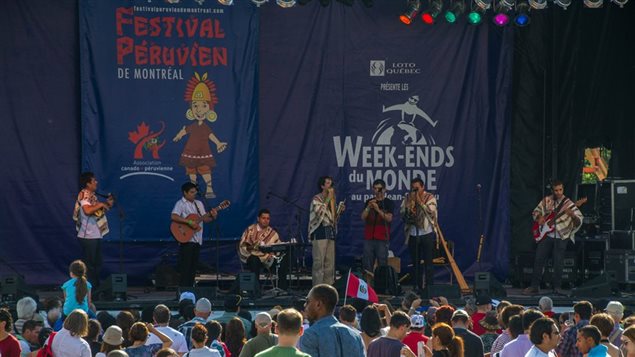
[277,0,296,6]
[514,0,531,26]
[583,0,604,7]
[528,0,547,9]
[611,0,628,7]
[421,0,444,24]
[493,0,514,26]
[445,0,466,23]
[217,0,233,5]
[553,0,571,9]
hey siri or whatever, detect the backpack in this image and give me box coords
[36,331,57,357]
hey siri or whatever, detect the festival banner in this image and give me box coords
[80,0,259,242]
[260,2,512,276]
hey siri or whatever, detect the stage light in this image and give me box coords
[528,0,547,9]
[277,0,296,6]
[217,0,233,4]
[583,0,603,7]
[400,0,422,25]
[421,0,443,24]
[251,0,268,6]
[493,0,514,26]
[467,7,485,24]
[445,0,466,23]
[553,0,571,9]
[474,0,492,10]
[514,0,530,26]
[611,0,628,6]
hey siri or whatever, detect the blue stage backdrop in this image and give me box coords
[259,1,513,278]
[79,1,259,243]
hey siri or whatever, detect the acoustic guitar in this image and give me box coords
[171,200,230,243]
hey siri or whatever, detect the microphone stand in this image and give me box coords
[464,184,493,279]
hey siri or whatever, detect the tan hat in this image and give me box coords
[103,326,124,346]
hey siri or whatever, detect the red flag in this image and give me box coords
[346,272,379,303]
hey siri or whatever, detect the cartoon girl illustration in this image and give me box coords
[173,72,228,199]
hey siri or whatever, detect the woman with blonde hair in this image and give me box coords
[422,323,464,357]
[50,309,91,357]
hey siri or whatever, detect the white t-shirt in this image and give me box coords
[172,198,206,244]
[50,328,92,357]
[185,346,222,357]
[147,325,189,354]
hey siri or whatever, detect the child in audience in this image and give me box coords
[61,260,94,322]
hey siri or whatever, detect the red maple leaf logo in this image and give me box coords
[128,121,166,159]
[128,122,151,144]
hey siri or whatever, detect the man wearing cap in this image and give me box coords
[501,310,545,357]
[471,295,493,336]
[178,298,212,350]
[525,317,560,357]
[402,314,428,356]
[605,301,624,347]
[239,312,277,357]
[215,295,253,338]
[451,309,484,357]
[538,296,554,318]
[146,305,188,356]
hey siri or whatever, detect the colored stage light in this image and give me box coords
[493,13,510,26]
[553,0,571,9]
[514,1,531,26]
[528,0,547,9]
[445,0,466,23]
[217,0,233,4]
[493,0,514,26]
[421,0,444,24]
[583,0,603,7]
[400,0,422,24]
[467,9,484,24]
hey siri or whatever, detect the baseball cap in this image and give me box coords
[410,314,425,328]
[255,312,273,327]
[195,298,212,313]
[452,309,470,320]
[475,295,492,306]
[179,291,196,304]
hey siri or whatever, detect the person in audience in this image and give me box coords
[435,306,456,326]
[590,313,621,357]
[107,351,130,357]
[450,310,483,357]
[402,314,428,356]
[338,305,358,331]
[62,260,94,320]
[606,301,625,348]
[14,298,39,336]
[367,311,416,357]
[86,319,102,356]
[179,298,212,350]
[525,317,559,357]
[299,284,365,357]
[146,304,188,356]
[501,309,544,357]
[117,311,136,348]
[423,322,464,357]
[471,295,492,336]
[0,308,21,357]
[478,311,499,354]
[624,317,635,330]
[491,304,524,354]
[124,322,172,357]
[360,305,383,351]
[187,323,221,357]
[17,319,42,356]
[254,309,309,357]
[156,348,179,357]
[50,309,91,357]
[40,297,63,329]
[622,325,635,357]
[424,306,438,337]
[538,297,554,318]
[97,325,125,357]
[576,325,610,357]
[225,318,247,357]
[205,321,230,357]
[216,295,252,339]
[557,300,593,357]
[240,312,277,357]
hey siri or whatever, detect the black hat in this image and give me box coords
[475,295,492,306]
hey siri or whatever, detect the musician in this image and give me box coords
[73,172,114,286]
[308,176,345,286]
[171,182,217,287]
[361,179,394,279]
[238,209,289,290]
[524,180,582,295]
[400,177,437,292]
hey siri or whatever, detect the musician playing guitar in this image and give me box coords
[523,180,583,296]
[238,209,289,291]
[171,182,217,287]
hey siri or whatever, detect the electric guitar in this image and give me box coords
[531,197,586,242]
[171,200,230,243]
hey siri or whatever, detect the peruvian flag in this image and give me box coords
[345,271,379,303]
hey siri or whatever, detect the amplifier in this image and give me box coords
[599,180,635,231]
[605,250,635,284]
[609,230,635,250]
[515,251,577,287]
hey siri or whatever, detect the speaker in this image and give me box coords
[152,262,180,290]
[474,272,507,298]
[237,272,259,297]
[94,274,127,301]
[0,275,38,303]
[570,274,616,298]
[423,284,461,299]
[605,250,635,283]
[374,265,400,296]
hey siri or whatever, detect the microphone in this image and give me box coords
[476,184,481,191]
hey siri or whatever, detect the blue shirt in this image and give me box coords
[61,278,92,316]
[299,315,365,357]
